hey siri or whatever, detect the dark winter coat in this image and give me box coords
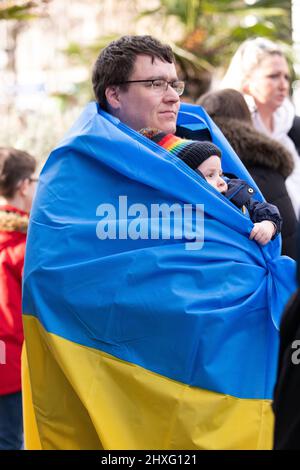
[288,115,300,157]
[224,178,282,237]
[273,286,300,449]
[212,116,297,259]
[273,224,300,449]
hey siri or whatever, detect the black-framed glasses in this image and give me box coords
[15,176,38,190]
[118,79,185,96]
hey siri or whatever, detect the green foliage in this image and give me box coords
[63,35,118,66]
[1,0,294,156]
[138,0,292,98]
[58,34,120,106]
[144,0,291,65]
[0,1,50,21]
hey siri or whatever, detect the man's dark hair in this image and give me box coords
[92,35,175,111]
[0,147,36,199]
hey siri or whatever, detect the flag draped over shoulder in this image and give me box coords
[22,102,296,450]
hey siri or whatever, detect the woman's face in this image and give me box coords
[244,54,290,112]
[21,176,38,213]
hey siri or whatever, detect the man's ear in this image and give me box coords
[18,178,30,197]
[105,86,121,110]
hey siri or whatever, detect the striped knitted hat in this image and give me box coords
[140,128,221,170]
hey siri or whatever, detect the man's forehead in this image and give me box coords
[134,53,173,65]
[131,54,177,77]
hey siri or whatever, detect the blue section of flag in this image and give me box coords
[23,102,296,399]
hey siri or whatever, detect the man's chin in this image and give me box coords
[160,121,177,134]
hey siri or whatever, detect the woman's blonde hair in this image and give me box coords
[220,37,285,92]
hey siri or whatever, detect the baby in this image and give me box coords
[140,129,282,246]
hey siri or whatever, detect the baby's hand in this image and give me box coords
[249,221,276,245]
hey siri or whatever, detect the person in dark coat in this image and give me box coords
[288,115,300,156]
[198,88,297,259]
[273,221,300,449]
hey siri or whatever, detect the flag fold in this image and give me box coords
[23,102,296,450]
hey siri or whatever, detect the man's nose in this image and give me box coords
[163,84,180,101]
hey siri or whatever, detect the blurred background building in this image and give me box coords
[0,0,298,163]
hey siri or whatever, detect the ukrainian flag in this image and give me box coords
[22,102,296,450]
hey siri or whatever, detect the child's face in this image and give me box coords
[197,155,228,194]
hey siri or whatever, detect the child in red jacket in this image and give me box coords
[0,147,37,449]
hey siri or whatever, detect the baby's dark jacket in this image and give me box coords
[224,176,282,239]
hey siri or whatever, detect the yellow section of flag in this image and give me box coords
[22,315,274,450]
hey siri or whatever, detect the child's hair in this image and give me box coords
[197,88,252,123]
[0,147,36,199]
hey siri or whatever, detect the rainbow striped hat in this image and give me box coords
[140,128,221,170]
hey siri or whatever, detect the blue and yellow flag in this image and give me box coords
[22,102,296,450]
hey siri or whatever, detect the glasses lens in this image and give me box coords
[173,81,185,96]
[150,79,185,96]
[152,79,166,91]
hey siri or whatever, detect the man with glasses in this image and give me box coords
[23,34,293,450]
[92,35,184,134]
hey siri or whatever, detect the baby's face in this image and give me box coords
[197,155,228,194]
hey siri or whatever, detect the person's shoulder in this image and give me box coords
[0,207,28,261]
[288,115,300,154]
[225,175,254,191]
[224,176,256,208]
[291,114,300,130]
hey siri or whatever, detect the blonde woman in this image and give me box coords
[220,37,300,218]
